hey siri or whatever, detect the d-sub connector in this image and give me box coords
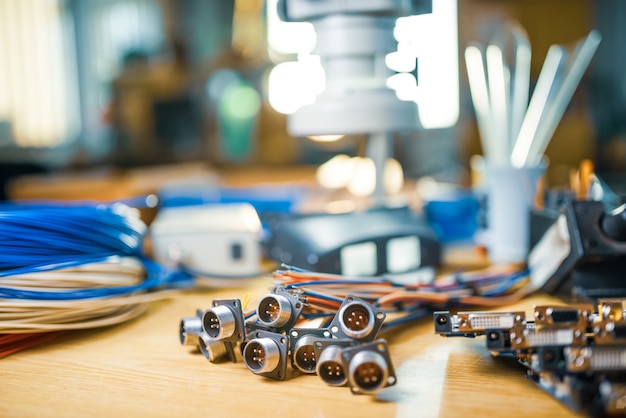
[329,295,385,342]
[256,291,304,331]
[343,339,396,395]
[202,299,245,342]
[243,330,289,380]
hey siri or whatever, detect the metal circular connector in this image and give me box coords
[243,337,281,374]
[257,294,292,328]
[348,350,389,394]
[198,333,228,362]
[202,305,236,340]
[338,301,375,340]
[316,345,347,386]
[293,335,318,373]
[179,316,202,346]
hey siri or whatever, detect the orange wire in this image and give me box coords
[304,296,342,310]
[0,331,65,359]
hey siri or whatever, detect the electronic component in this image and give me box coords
[533,304,593,328]
[529,199,626,301]
[593,320,626,345]
[342,340,397,395]
[150,203,262,279]
[179,309,204,347]
[198,333,229,363]
[255,290,304,332]
[434,311,526,336]
[243,329,289,380]
[434,301,626,415]
[316,344,349,387]
[329,295,386,342]
[179,291,394,395]
[268,206,440,276]
[200,298,246,362]
[202,299,246,341]
[289,328,332,374]
[565,346,626,372]
[598,299,625,321]
[313,337,359,387]
[528,346,566,372]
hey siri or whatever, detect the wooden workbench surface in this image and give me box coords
[1,276,581,418]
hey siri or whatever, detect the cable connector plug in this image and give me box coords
[198,333,229,363]
[243,329,289,380]
[202,299,246,342]
[179,309,204,347]
[342,339,397,395]
[289,328,332,374]
[313,337,358,387]
[329,295,386,342]
[201,299,246,362]
[255,290,304,332]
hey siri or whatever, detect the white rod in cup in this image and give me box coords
[465,44,495,161]
[524,30,601,166]
[509,22,531,149]
[485,162,547,263]
[510,45,566,168]
[486,44,510,164]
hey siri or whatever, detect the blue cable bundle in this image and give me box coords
[0,201,190,349]
[0,202,177,300]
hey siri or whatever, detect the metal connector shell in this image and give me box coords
[289,328,332,374]
[256,291,304,331]
[313,338,356,387]
[509,327,584,349]
[593,320,626,346]
[329,294,385,342]
[179,309,203,346]
[598,299,625,321]
[534,304,593,329]
[433,311,525,336]
[457,311,526,332]
[342,339,396,395]
[198,332,229,362]
[243,330,289,380]
[202,299,246,342]
[565,346,626,372]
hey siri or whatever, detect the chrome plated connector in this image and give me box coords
[343,339,396,395]
[198,332,229,362]
[179,309,204,346]
[243,329,289,380]
[202,299,246,342]
[313,338,357,387]
[289,328,332,373]
[256,290,304,331]
[329,295,385,342]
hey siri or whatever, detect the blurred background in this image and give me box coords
[0,0,624,200]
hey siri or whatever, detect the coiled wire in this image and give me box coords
[0,201,181,356]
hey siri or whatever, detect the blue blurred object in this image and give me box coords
[219,186,303,216]
[158,184,305,218]
[423,193,479,242]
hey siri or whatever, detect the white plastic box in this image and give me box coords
[149,203,262,278]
